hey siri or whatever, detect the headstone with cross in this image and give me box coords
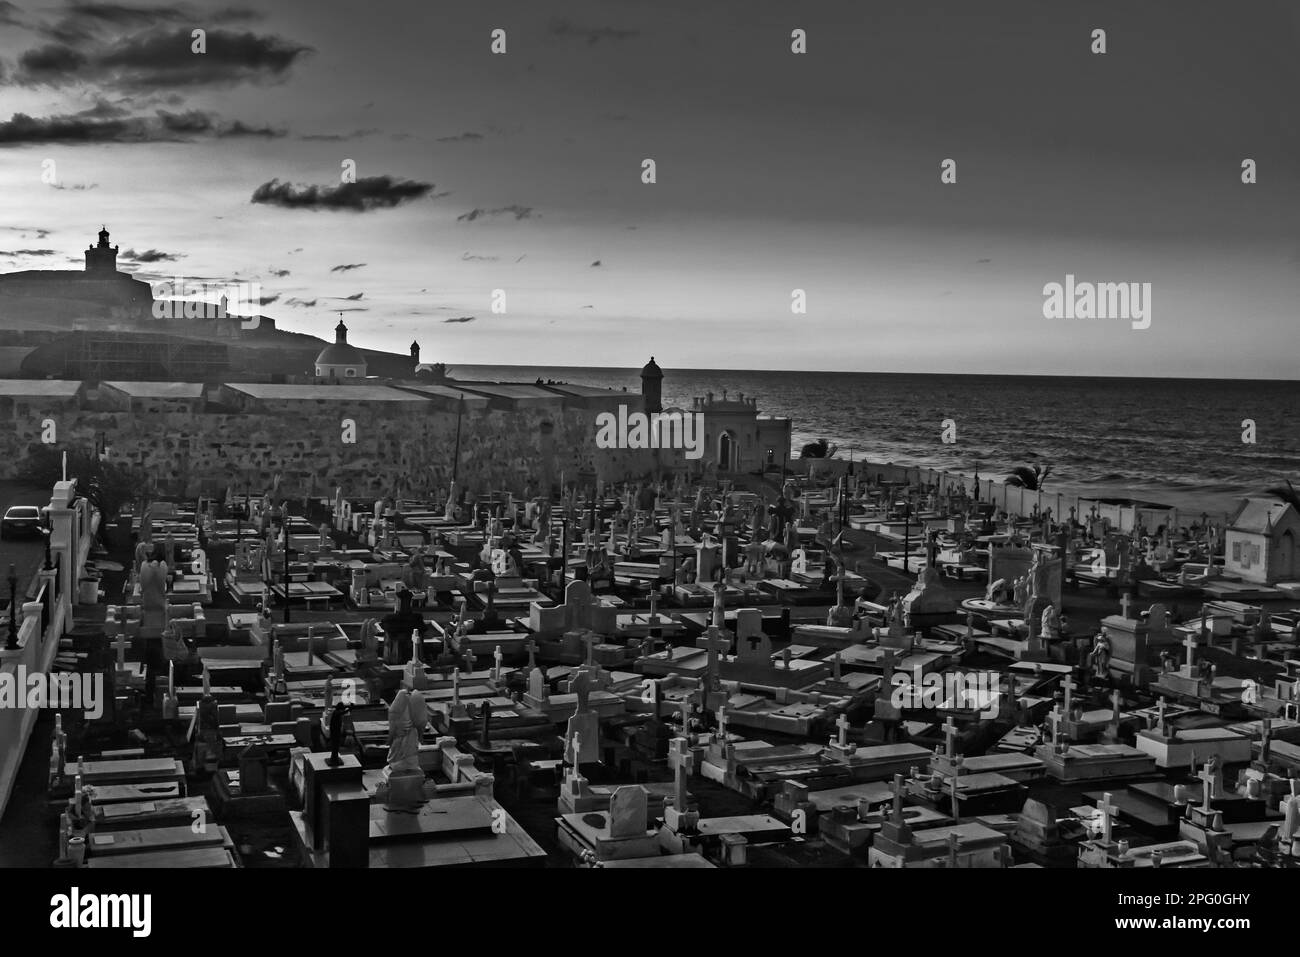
[1062,673,1075,715]
[1047,706,1062,750]
[109,630,131,674]
[492,644,503,682]
[833,713,851,750]
[524,638,537,673]
[1199,762,1216,814]
[1097,791,1115,846]
[1181,630,1198,677]
[943,716,958,759]
[1119,593,1133,620]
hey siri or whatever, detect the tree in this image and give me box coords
[800,438,838,459]
[16,445,145,532]
[1004,463,1052,491]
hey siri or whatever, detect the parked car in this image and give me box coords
[0,506,43,539]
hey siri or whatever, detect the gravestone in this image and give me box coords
[735,609,772,663]
[608,785,649,839]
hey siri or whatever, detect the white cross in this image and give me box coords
[1183,631,1198,669]
[1119,594,1133,619]
[1098,792,1115,846]
[717,706,728,739]
[836,713,851,748]
[569,731,581,767]
[943,716,958,758]
[1199,762,1216,813]
[109,633,131,671]
[493,644,503,680]
[1048,706,1061,747]
[167,659,175,698]
[1062,674,1074,714]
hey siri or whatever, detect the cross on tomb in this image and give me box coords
[582,632,599,666]
[1048,706,1061,748]
[1198,762,1216,813]
[716,706,728,739]
[679,699,694,736]
[569,731,581,768]
[1062,674,1074,714]
[835,713,851,748]
[943,717,958,758]
[673,737,693,812]
[493,645,503,681]
[1119,594,1133,619]
[1098,792,1115,846]
[524,639,537,671]
[109,632,131,671]
[1110,688,1122,721]
[890,772,905,825]
[1183,631,1198,670]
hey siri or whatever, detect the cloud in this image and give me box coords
[285,297,316,307]
[437,131,483,143]
[268,268,289,277]
[257,293,279,305]
[329,263,366,273]
[299,128,377,141]
[336,307,367,312]
[251,175,434,212]
[590,260,601,267]
[121,247,179,262]
[12,27,313,89]
[0,0,24,27]
[548,18,639,44]
[342,292,364,301]
[48,181,98,190]
[443,316,476,323]
[460,252,497,262]
[0,108,283,145]
[456,204,534,222]
[0,248,57,256]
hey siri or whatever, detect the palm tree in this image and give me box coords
[1004,463,1052,491]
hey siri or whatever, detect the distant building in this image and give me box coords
[315,318,367,381]
[689,388,792,474]
[1224,497,1300,584]
[85,226,119,274]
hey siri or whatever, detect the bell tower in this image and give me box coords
[85,225,119,274]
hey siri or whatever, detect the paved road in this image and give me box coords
[0,480,52,609]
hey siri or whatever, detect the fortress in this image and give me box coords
[0,231,792,494]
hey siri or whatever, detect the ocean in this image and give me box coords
[455,366,1300,518]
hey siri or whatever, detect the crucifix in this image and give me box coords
[943,716,958,758]
[109,631,131,673]
[1097,792,1115,846]
[835,713,851,749]
[1198,762,1216,814]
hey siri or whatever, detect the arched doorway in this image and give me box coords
[718,431,735,472]
[1281,529,1296,580]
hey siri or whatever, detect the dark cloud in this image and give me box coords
[121,247,180,262]
[0,248,57,256]
[257,293,279,305]
[460,252,497,262]
[436,131,483,143]
[342,292,364,301]
[548,18,639,44]
[299,128,377,141]
[0,108,283,145]
[250,175,434,212]
[0,1,23,27]
[3,226,52,239]
[48,181,98,190]
[443,316,476,323]
[268,268,290,277]
[13,27,313,89]
[335,307,367,312]
[329,263,366,273]
[456,205,534,222]
[285,297,316,307]
[590,260,601,267]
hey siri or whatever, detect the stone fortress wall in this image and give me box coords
[0,382,672,497]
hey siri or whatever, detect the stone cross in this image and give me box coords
[569,731,581,768]
[832,652,842,680]
[493,644,503,682]
[582,632,599,666]
[835,713,851,749]
[1098,792,1115,846]
[1062,674,1074,715]
[451,668,461,706]
[673,737,693,812]
[1199,762,1216,813]
[1110,688,1122,722]
[891,772,905,825]
[1156,697,1167,735]
[1119,594,1133,619]
[525,639,537,672]
[679,698,694,737]
[943,717,958,758]
[109,632,131,671]
[1048,706,1061,748]
[716,706,727,739]
[1183,631,1198,671]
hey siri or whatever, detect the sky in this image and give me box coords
[0,0,1297,377]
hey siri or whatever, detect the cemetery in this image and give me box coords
[2,448,1299,871]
